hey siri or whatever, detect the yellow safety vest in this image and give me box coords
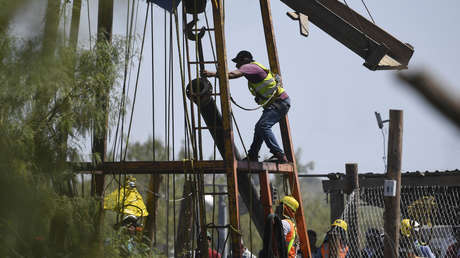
[285,219,297,258]
[247,61,284,106]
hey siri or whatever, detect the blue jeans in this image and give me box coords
[248,97,291,156]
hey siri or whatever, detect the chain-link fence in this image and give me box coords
[333,185,460,258]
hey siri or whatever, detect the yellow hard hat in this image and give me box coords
[281,196,299,212]
[401,219,420,237]
[331,219,348,232]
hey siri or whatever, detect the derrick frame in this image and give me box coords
[259,0,312,256]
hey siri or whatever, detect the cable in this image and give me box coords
[230,75,282,111]
[122,2,150,160]
[86,0,92,51]
[151,2,156,161]
[360,0,376,24]
[111,0,134,163]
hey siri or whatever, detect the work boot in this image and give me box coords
[265,152,288,164]
[242,153,258,162]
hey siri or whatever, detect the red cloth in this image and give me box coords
[208,248,222,258]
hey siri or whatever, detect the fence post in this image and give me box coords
[346,163,360,257]
[330,190,345,223]
[384,110,403,258]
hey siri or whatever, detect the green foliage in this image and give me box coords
[104,227,155,257]
[0,31,126,257]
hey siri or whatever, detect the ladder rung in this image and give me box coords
[189,61,218,64]
[204,192,228,195]
[191,28,214,32]
[207,225,229,229]
[194,126,221,130]
[210,93,220,96]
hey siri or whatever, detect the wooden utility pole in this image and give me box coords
[259,0,311,256]
[345,163,360,258]
[384,110,403,258]
[91,0,113,250]
[92,0,113,195]
[43,0,61,56]
[145,173,162,246]
[69,0,82,49]
[330,189,345,223]
[174,177,194,255]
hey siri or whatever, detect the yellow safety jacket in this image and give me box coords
[247,61,284,106]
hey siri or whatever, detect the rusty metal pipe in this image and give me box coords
[186,78,265,235]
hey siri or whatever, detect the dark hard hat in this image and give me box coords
[123,215,140,227]
[232,50,253,63]
[199,231,212,240]
[366,228,382,239]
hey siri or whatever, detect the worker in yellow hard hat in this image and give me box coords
[279,196,300,258]
[399,219,435,258]
[317,219,349,258]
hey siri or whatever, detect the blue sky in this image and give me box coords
[109,0,460,173]
[12,0,459,174]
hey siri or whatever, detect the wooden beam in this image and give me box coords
[211,0,241,255]
[319,0,413,65]
[280,0,414,70]
[259,171,273,216]
[323,174,460,192]
[73,161,295,174]
[238,161,294,174]
[259,0,311,257]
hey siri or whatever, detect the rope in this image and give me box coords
[151,2,156,161]
[165,10,173,253]
[230,75,282,111]
[180,5,201,255]
[229,224,243,236]
[231,112,248,156]
[164,9,167,161]
[182,158,195,170]
[122,2,150,160]
[173,8,195,156]
[360,0,376,24]
[182,8,199,160]
[111,0,134,163]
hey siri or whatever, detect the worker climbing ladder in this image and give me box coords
[74,0,414,257]
[184,0,313,256]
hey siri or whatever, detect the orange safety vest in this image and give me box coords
[320,242,349,258]
[284,219,297,258]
